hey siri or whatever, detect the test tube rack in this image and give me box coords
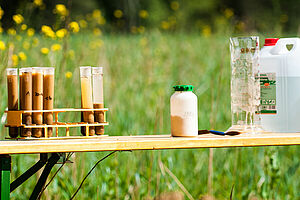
[5,108,109,139]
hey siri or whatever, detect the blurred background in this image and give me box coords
[0,0,299,199]
[0,0,299,35]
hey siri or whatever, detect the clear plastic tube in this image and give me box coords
[92,67,104,135]
[32,67,44,137]
[20,67,32,137]
[6,68,19,138]
[43,67,55,137]
[80,66,95,135]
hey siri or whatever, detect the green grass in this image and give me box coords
[0,32,299,199]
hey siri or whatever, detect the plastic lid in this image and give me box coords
[43,67,55,75]
[173,85,194,91]
[92,67,103,75]
[6,68,18,75]
[32,67,44,73]
[80,66,91,77]
[264,38,279,46]
[20,67,32,73]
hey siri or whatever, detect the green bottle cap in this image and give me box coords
[173,85,194,91]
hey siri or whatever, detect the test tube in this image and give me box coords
[80,66,95,136]
[32,67,44,137]
[20,67,32,137]
[92,67,105,135]
[6,68,19,138]
[43,67,55,137]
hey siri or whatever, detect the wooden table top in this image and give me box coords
[0,132,300,154]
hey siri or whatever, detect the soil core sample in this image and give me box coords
[43,67,55,137]
[7,68,19,138]
[92,67,104,135]
[32,67,43,137]
[80,67,95,136]
[20,68,32,137]
[94,103,104,134]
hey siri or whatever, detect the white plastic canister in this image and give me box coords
[170,85,198,136]
[260,38,300,132]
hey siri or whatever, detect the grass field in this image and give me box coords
[0,32,299,199]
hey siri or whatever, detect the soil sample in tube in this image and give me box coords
[7,68,19,138]
[80,66,95,136]
[43,67,55,137]
[20,68,32,137]
[92,67,105,135]
[32,67,43,137]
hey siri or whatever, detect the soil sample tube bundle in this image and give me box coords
[43,67,55,137]
[6,68,19,138]
[20,67,32,137]
[92,67,105,135]
[32,67,44,137]
[80,66,95,136]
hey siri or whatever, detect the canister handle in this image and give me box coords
[270,38,300,55]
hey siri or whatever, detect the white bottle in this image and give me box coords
[260,38,300,132]
[170,85,198,136]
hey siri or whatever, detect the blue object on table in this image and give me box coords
[209,130,226,135]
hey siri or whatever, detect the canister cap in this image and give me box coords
[264,38,279,46]
[173,85,194,91]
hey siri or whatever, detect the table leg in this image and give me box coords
[0,155,11,200]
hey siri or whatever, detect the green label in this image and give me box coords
[260,73,276,114]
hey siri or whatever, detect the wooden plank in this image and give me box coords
[24,122,109,128]
[4,108,108,113]
[0,132,300,154]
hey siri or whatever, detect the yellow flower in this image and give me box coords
[95,39,103,48]
[137,26,145,34]
[0,41,6,50]
[114,10,123,18]
[93,28,102,36]
[97,17,106,25]
[23,41,30,50]
[7,28,16,35]
[280,14,288,23]
[69,21,80,33]
[16,35,22,41]
[13,14,24,24]
[89,40,103,49]
[21,24,27,31]
[140,37,148,46]
[131,26,137,34]
[33,0,43,7]
[27,28,35,37]
[56,28,67,38]
[41,25,56,38]
[65,71,72,79]
[236,21,245,32]
[18,52,27,61]
[40,47,49,55]
[161,21,170,30]
[54,4,68,16]
[12,54,18,66]
[33,38,39,46]
[67,50,75,59]
[0,7,4,20]
[202,25,211,37]
[51,44,61,51]
[0,27,3,33]
[170,1,179,11]
[79,19,87,28]
[224,8,234,19]
[92,9,101,19]
[139,10,148,19]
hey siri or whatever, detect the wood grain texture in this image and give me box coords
[0,132,300,154]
